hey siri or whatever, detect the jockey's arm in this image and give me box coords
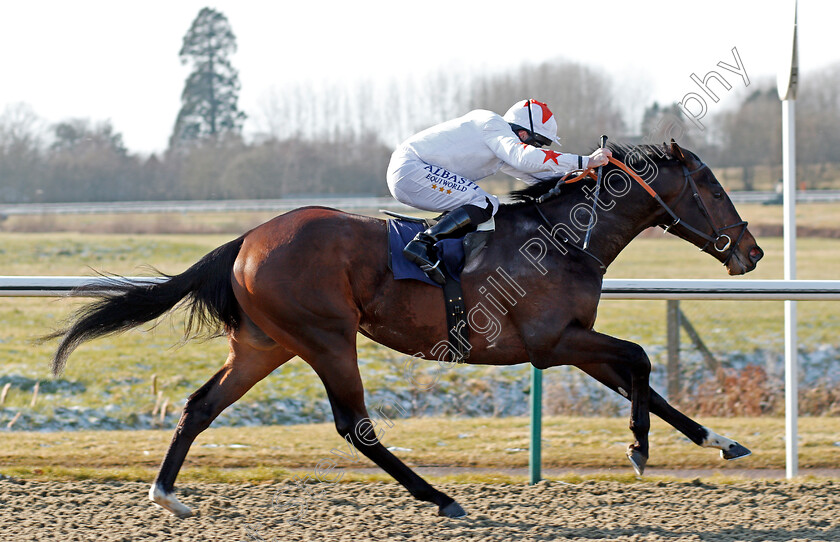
[486,131,585,174]
[498,147,613,185]
[498,164,557,185]
[482,117,593,175]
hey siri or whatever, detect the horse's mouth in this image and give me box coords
[726,245,764,275]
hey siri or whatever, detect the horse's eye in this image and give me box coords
[713,191,723,199]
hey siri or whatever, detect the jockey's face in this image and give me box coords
[516,129,546,148]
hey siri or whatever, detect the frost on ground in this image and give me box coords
[0,346,838,432]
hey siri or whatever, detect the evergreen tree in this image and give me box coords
[170,8,245,148]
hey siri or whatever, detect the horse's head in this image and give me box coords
[655,141,763,275]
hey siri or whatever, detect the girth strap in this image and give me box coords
[441,267,470,362]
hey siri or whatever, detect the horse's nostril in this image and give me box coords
[749,247,764,262]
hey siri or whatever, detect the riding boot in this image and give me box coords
[403,207,474,285]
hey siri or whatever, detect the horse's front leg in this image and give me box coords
[578,363,751,460]
[532,326,651,474]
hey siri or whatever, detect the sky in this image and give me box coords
[0,0,836,155]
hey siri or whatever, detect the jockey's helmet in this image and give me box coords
[503,99,559,147]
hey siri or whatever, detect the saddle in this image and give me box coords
[384,210,492,363]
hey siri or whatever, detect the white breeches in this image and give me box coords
[386,149,500,216]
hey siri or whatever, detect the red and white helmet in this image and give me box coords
[502,99,559,146]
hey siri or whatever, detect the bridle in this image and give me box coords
[660,161,749,266]
[532,156,749,269]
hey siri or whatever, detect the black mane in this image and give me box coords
[505,143,683,206]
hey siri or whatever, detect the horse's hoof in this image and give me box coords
[721,442,752,460]
[149,484,194,518]
[438,501,468,518]
[626,448,647,476]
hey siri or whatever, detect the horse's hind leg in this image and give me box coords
[579,363,751,459]
[304,337,466,518]
[150,319,293,518]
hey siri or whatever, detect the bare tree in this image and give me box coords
[798,61,840,184]
[467,59,626,149]
[717,87,782,190]
[45,119,142,201]
[0,103,44,202]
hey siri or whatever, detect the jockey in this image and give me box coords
[386,98,612,284]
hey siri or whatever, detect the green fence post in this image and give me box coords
[529,365,542,485]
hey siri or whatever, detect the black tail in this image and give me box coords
[47,236,246,376]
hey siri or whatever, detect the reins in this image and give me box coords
[532,156,749,269]
[531,198,608,272]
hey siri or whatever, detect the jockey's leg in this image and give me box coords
[386,155,499,284]
[402,202,493,284]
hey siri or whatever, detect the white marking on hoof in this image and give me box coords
[149,483,193,518]
[701,427,737,451]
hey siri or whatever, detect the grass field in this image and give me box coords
[1,416,838,484]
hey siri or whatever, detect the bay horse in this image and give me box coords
[48,141,763,519]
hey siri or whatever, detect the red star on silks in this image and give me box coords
[542,149,562,165]
[527,99,553,123]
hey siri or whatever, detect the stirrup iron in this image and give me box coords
[420,260,445,285]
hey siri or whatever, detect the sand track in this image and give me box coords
[1,478,838,541]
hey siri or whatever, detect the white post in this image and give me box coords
[782,99,798,478]
[778,0,799,480]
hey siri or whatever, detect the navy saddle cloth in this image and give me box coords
[388,219,465,287]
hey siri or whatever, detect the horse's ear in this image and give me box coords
[669,139,687,164]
